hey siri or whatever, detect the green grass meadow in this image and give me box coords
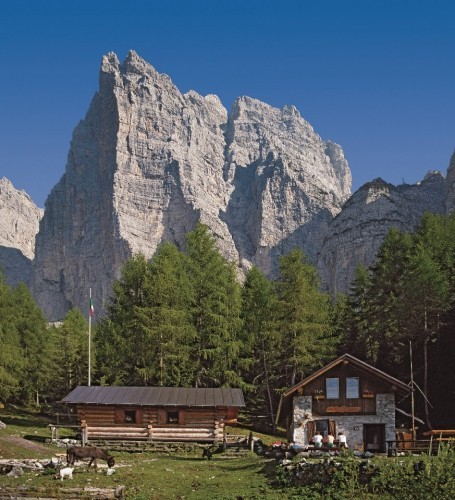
[0,408,285,499]
[1,408,454,499]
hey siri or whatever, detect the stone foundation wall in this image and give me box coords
[292,394,396,448]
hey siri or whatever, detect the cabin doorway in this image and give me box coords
[363,424,385,452]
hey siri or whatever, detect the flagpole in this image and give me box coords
[88,287,92,387]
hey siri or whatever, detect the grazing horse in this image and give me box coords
[67,446,115,469]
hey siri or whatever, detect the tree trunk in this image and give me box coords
[423,306,432,429]
[262,348,276,434]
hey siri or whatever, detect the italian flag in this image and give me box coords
[90,297,95,317]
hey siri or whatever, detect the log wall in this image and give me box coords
[77,405,231,443]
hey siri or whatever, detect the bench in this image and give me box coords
[387,440,433,456]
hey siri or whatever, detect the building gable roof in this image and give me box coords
[61,386,245,408]
[283,353,412,398]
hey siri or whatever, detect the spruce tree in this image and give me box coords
[185,223,243,387]
[12,282,51,405]
[341,264,377,362]
[274,249,334,387]
[401,236,451,427]
[54,308,89,394]
[95,254,154,385]
[368,228,413,372]
[0,273,23,402]
[241,266,279,430]
[147,241,195,386]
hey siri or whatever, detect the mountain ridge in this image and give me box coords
[0,51,453,320]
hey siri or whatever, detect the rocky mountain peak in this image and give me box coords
[1,50,449,320]
[0,178,43,288]
[29,51,353,320]
[318,173,446,295]
[0,178,42,260]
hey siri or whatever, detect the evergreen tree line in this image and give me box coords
[0,277,89,406]
[94,223,336,429]
[1,216,453,429]
[338,212,455,427]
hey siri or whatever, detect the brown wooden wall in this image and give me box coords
[300,363,393,416]
[77,405,235,443]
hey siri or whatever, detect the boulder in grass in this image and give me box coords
[6,465,24,477]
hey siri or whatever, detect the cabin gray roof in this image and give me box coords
[61,386,245,408]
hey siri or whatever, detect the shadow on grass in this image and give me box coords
[23,434,49,443]
[1,414,51,428]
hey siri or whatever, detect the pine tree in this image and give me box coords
[401,238,451,427]
[0,273,23,402]
[54,308,89,395]
[368,228,413,372]
[341,264,377,362]
[185,223,243,387]
[12,282,51,405]
[147,242,195,386]
[275,249,334,387]
[95,254,154,385]
[412,212,455,426]
[241,266,279,431]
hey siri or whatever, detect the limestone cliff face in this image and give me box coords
[223,97,351,274]
[318,173,447,295]
[0,178,43,287]
[32,51,351,320]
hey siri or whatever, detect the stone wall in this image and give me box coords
[292,394,396,448]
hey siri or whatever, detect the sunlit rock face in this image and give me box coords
[0,178,43,287]
[31,51,351,320]
[24,50,453,321]
[317,173,446,295]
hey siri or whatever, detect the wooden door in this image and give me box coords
[364,424,386,452]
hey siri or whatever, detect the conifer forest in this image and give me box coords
[1,214,454,429]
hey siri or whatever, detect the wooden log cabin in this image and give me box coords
[276,354,412,453]
[61,386,244,445]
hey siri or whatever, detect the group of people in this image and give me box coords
[312,431,347,448]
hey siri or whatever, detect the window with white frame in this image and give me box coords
[326,378,339,399]
[346,377,359,398]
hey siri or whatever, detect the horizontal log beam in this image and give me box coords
[87,426,146,432]
[151,428,214,433]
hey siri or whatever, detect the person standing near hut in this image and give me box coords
[338,432,347,448]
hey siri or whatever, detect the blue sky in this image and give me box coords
[1,0,454,207]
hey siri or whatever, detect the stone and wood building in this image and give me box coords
[61,386,244,445]
[276,354,412,453]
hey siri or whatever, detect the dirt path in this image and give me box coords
[1,435,51,454]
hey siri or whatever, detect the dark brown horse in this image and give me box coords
[67,446,115,469]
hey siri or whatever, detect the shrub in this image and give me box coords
[275,445,455,499]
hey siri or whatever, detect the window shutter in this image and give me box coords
[179,410,186,425]
[307,420,315,442]
[157,408,167,425]
[114,408,124,424]
[329,419,337,437]
[136,408,144,424]
[226,408,237,420]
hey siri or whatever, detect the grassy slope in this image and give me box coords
[0,408,286,499]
